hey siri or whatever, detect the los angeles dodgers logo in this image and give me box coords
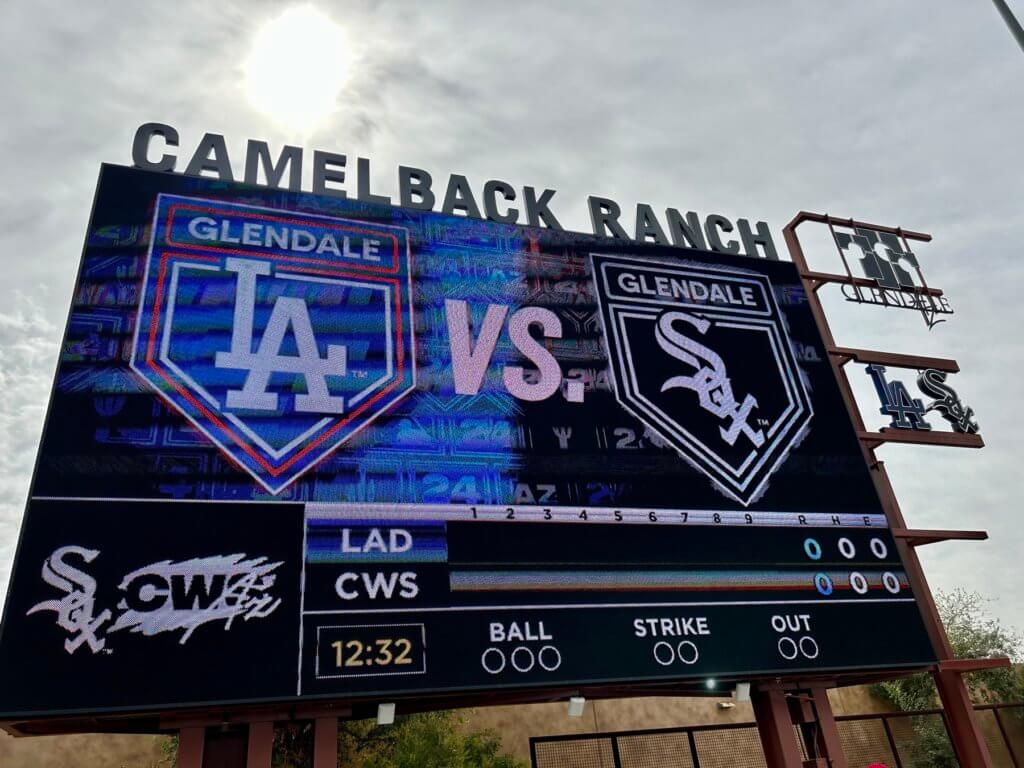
[591,254,813,505]
[131,195,416,493]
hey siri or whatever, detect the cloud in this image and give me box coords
[0,294,59,604]
[0,0,1022,637]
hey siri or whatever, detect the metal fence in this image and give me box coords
[530,703,1024,768]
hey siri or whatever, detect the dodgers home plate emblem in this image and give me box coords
[591,254,812,505]
[131,195,415,493]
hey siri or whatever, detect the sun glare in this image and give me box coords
[244,5,353,135]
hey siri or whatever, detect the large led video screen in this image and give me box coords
[0,165,934,720]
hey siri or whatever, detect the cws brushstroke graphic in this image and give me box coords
[130,195,416,493]
[27,545,283,653]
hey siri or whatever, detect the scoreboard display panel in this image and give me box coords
[0,165,934,720]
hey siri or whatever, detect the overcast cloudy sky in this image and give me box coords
[0,1,1022,633]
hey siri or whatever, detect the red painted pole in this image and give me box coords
[809,686,848,768]
[783,213,995,768]
[313,716,338,768]
[934,669,995,768]
[752,687,803,768]
[176,727,205,768]
[246,721,274,768]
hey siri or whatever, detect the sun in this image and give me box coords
[244,5,354,135]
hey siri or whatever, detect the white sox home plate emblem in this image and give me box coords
[591,254,813,506]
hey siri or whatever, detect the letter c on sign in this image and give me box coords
[123,573,169,611]
[335,573,360,600]
[132,122,179,172]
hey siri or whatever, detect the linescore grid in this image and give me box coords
[0,166,934,720]
[297,510,922,699]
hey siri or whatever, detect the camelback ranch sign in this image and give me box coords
[0,165,933,721]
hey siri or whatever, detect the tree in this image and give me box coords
[154,710,525,767]
[272,710,526,768]
[874,588,1023,710]
[871,589,1023,768]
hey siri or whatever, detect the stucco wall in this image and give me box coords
[2,689,1020,766]
[0,730,167,768]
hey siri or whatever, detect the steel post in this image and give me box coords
[176,727,205,768]
[752,687,803,768]
[313,716,338,768]
[246,721,274,768]
[809,687,847,768]
[934,668,995,767]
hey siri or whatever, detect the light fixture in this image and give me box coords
[705,679,717,690]
[568,696,586,717]
[377,702,396,725]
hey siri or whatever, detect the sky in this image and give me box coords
[0,0,1022,636]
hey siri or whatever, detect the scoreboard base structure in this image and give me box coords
[3,663,1003,768]
[0,664,934,737]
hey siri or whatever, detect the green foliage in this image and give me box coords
[272,710,526,768]
[871,589,1023,768]
[159,735,178,761]
[139,735,177,768]
[873,588,1024,710]
[904,718,959,768]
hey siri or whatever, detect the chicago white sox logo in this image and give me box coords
[655,311,765,449]
[591,254,812,506]
[131,195,415,493]
[917,369,979,434]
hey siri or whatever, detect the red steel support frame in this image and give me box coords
[246,721,274,768]
[167,708,348,768]
[809,686,847,767]
[784,211,997,768]
[313,716,338,768]
[752,683,849,768]
[753,687,805,768]
[176,726,204,768]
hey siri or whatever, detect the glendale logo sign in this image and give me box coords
[130,195,416,493]
[592,254,813,505]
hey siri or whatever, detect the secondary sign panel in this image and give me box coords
[0,165,934,719]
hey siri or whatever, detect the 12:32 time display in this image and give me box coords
[316,623,427,679]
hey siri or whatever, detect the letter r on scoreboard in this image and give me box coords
[130,195,416,493]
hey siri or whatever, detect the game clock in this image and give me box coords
[314,624,427,679]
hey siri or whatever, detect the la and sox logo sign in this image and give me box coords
[131,195,415,493]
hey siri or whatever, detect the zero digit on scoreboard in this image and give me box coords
[838,537,856,559]
[803,537,822,560]
[814,572,834,596]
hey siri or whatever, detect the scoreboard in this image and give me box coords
[0,165,934,721]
